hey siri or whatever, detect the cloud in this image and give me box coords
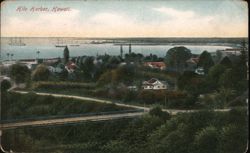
[150,7,247,37]
[1,6,247,37]
[153,7,195,19]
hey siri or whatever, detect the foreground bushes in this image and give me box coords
[1,92,131,120]
[2,108,247,153]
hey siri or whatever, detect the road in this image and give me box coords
[0,90,230,130]
[0,112,143,130]
[12,90,230,115]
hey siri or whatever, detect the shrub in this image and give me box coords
[1,79,11,92]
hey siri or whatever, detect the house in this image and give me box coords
[143,62,166,70]
[65,61,77,73]
[195,67,205,75]
[93,58,103,65]
[48,66,63,73]
[216,48,242,58]
[127,85,138,91]
[142,78,168,90]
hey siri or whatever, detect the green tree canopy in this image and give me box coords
[219,68,237,89]
[149,106,170,120]
[220,56,232,68]
[218,124,248,153]
[79,56,95,80]
[10,64,31,84]
[31,64,50,81]
[1,79,11,92]
[197,51,214,74]
[165,46,192,73]
[207,64,226,89]
[194,126,219,153]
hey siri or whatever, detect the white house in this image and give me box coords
[127,85,138,91]
[142,78,168,90]
[195,67,205,75]
[48,66,63,73]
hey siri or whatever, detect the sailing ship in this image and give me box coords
[55,38,67,47]
[69,39,80,47]
[9,37,26,46]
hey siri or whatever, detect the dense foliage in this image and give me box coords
[1,79,11,92]
[31,64,50,81]
[1,92,131,120]
[10,64,31,84]
[2,108,247,153]
[197,51,214,74]
[165,46,192,72]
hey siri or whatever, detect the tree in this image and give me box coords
[165,46,192,73]
[10,64,31,84]
[233,40,248,80]
[178,71,195,90]
[218,124,247,153]
[149,106,170,120]
[58,68,68,81]
[219,68,237,89]
[36,51,40,59]
[214,51,223,63]
[215,87,235,108]
[63,46,70,64]
[220,56,232,68]
[194,126,219,153]
[1,80,11,92]
[197,51,214,74]
[31,64,50,81]
[106,56,121,69]
[207,64,226,89]
[79,56,95,80]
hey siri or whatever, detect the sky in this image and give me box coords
[0,0,248,37]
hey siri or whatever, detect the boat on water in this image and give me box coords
[69,44,80,47]
[9,37,26,46]
[55,38,67,47]
[55,45,67,47]
[69,39,80,47]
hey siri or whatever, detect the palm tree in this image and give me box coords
[36,51,40,59]
[6,53,10,61]
[10,53,14,60]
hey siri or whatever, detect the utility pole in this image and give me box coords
[120,45,123,59]
[129,43,132,54]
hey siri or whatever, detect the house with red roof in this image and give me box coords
[65,61,77,73]
[143,62,166,70]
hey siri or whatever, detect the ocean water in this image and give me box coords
[0,37,233,60]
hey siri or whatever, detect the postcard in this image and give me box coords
[0,0,248,152]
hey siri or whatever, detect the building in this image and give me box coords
[195,67,205,75]
[127,85,138,91]
[65,61,77,73]
[143,62,166,70]
[142,78,168,90]
[48,66,63,73]
[217,48,242,57]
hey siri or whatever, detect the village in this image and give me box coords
[1,42,247,109]
[0,0,248,152]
